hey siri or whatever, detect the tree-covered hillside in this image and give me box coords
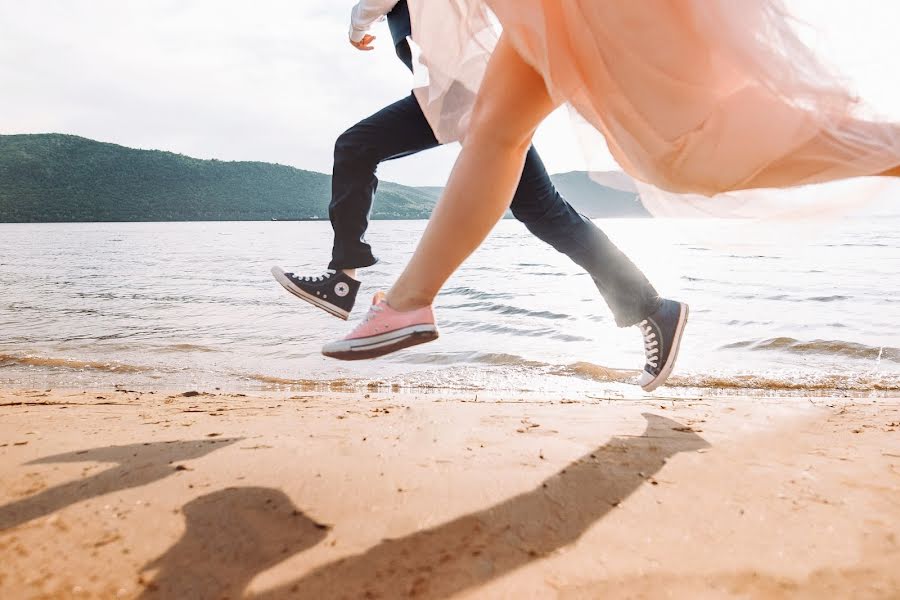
[0,134,439,222]
[550,171,649,218]
[0,134,648,222]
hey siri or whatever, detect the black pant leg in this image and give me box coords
[509,147,662,327]
[329,94,441,270]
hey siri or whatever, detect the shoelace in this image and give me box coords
[295,269,336,283]
[640,319,659,370]
[362,302,383,323]
[348,302,384,336]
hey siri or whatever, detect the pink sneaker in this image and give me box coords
[321,292,439,360]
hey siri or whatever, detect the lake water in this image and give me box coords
[0,219,897,397]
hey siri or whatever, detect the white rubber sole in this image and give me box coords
[322,324,439,361]
[271,266,350,321]
[640,303,689,393]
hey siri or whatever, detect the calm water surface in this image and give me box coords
[0,219,897,397]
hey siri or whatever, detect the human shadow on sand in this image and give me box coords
[141,413,707,599]
[137,487,332,599]
[0,438,240,531]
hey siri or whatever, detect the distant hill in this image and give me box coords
[0,134,647,222]
[0,134,439,222]
[550,171,648,217]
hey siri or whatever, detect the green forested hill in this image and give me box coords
[550,171,649,217]
[0,134,439,222]
[0,133,647,222]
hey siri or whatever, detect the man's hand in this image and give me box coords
[350,34,376,51]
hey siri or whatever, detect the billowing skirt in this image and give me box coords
[407,0,900,216]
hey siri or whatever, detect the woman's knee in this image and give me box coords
[464,104,536,156]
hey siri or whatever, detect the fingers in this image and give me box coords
[359,34,376,50]
[350,34,376,51]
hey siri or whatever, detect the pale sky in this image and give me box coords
[1,1,899,187]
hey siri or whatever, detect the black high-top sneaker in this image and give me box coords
[271,266,360,320]
[637,299,689,392]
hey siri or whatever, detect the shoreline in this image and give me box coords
[1,387,898,598]
[1,370,897,401]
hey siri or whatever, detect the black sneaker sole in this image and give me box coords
[271,267,350,320]
[641,303,689,392]
[322,326,439,361]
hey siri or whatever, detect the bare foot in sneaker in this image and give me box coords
[637,299,689,392]
[321,292,439,360]
[271,266,360,320]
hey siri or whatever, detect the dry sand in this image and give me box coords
[1,387,898,599]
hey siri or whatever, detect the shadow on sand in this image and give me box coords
[138,487,332,599]
[140,413,708,599]
[0,438,240,531]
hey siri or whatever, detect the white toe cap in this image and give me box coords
[638,370,658,390]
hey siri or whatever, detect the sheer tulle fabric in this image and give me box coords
[407,0,900,216]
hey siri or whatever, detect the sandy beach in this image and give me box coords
[0,388,897,599]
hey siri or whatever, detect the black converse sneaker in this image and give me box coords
[271,266,360,320]
[637,299,689,392]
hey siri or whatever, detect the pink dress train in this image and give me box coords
[406,0,900,216]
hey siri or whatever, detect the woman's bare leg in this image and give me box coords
[386,36,558,311]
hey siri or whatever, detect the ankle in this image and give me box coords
[386,289,432,312]
[341,268,358,280]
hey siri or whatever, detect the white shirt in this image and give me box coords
[349,0,400,43]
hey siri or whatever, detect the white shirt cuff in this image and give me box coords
[349,27,368,43]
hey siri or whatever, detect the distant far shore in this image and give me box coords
[0,213,652,225]
[0,133,650,223]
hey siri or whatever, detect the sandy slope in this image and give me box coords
[1,388,898,599]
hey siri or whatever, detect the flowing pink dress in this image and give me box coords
[406,0,900,216]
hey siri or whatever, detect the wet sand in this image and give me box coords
[1,388,898,599]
